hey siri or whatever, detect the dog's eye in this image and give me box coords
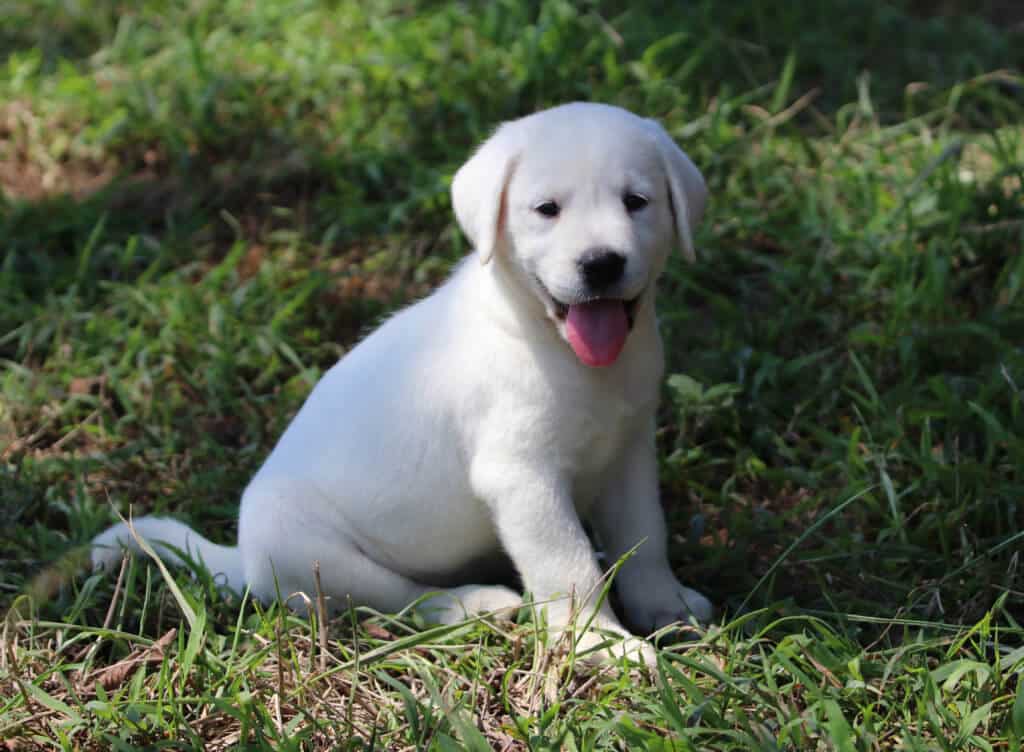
[622,193,649,213]
[534,201,560,218]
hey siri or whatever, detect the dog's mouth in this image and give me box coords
[535,278,642,368]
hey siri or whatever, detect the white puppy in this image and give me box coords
[92,102,712,664]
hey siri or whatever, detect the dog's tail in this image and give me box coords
[91,516,245,593]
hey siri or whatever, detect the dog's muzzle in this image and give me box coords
[535,276,642,367]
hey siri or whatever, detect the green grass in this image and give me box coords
[2,0,1024,748]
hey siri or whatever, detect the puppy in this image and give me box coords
[92,102,712,665]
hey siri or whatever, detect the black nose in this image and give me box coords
[578,249,626,289]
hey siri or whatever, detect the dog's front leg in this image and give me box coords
[471,455,654,665]
[592,425,713,635]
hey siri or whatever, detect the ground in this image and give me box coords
[1,1,1023,749]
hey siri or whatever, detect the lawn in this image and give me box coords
[2,0,1023,748]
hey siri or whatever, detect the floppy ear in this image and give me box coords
[451,123,521,265]
[645,119,708,263]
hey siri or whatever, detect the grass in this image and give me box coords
[2,0,1023,748]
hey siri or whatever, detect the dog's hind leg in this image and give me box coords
[250,546,521,622]
[240,515,520,622]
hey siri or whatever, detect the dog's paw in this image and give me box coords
[622,582,713,635]
[572,629,657,668]
[542,608,657,668]
[660,584,713,626]
[419,585,522,624]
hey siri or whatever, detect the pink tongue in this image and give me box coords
[565,300,629,367]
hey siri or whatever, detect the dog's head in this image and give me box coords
[452,102,707,367]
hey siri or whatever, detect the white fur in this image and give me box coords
[92,102,712,665]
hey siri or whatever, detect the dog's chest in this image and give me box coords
[555,393,632,467]
[539,366,652,471]
[539,389,640,521]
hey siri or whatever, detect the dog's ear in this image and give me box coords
[452,123,521,265]
[645,119,707,263]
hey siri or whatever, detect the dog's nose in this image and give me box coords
[578,249,626,289]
